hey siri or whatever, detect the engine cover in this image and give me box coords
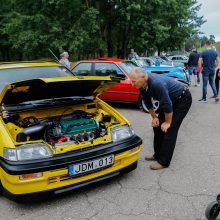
[60,118,98,134]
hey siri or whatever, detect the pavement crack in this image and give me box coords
[84,192,93,206]
[117,179,123,193]
[156,170,214,198]
[110,211,178,220]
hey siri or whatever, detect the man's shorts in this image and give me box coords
[188,66,198,75]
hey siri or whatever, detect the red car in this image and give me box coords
[71,58,156,113]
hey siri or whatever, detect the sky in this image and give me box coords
[197,0,220,41]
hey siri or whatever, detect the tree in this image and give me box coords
[0,0,206,60]
[209,35,215,44]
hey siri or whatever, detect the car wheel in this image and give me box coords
[139,96,159,113]
[205,201,220,220]
[217,194,220,202]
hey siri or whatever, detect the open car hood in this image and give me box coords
[0,76,122,105]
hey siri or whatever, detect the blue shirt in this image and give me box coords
[128,53,135,60]
[140,72,185,113]
[200,49,218,74]
[188,51,200,67]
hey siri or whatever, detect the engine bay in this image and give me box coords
[4,102,121,148]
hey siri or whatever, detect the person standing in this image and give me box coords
[128,49,139,60]
[59,51,71,69]
[198,41,220,103]
[128,49,135,60]
[128,67,192,170]
[215,68,220,95]
[188,47,200,86]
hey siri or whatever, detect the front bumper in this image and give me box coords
[3,161,138,202]
[0,135,142,199]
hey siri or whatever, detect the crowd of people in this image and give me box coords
[127,41,220,103]
[188,41,220,103]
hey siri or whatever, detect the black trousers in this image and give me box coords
[215,70,220,95]
[153,89,192,167]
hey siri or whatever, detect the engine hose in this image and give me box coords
[16,121,53,142]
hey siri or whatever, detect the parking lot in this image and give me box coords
[0,86,219,220]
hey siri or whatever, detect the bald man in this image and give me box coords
[128,68,192,170]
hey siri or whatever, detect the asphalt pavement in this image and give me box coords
[0,85,220,220]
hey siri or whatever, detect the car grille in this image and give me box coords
[48,168,105,184]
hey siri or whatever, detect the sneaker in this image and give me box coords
[194,84,197,87]
[215,96,219,102]
[198,98,207,103]
[197,83,200,87]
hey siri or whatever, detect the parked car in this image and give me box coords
[142,66,189,83]
[71,58,189,113]
[137,57,171,67]
[0,61,73,83]
[160,55,170,61]
[149,56,184,68]
[0,75,142,201]
[168,55,188,67]
[136,57,155,66]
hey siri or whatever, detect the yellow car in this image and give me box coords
[0,62,142,201]
[0,61,73,83]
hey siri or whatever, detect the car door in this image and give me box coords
[96,62,132,102]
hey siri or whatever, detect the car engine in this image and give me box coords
[15,110,111,146]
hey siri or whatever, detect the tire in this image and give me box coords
[205,201,220,220]
[139,96,159,113]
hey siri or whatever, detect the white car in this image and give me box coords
[168,55,188,64]
[149,56,184,68]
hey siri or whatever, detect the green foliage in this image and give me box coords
[0,0,205,60]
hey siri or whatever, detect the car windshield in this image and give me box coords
[161,56,171,61]
[135,59,147,67]
[150,57,164,63]
[119,61,138,73]
[0,66,73,83]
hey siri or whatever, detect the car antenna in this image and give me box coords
[48,48,77,77]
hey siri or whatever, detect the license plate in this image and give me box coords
[68,155,114,177]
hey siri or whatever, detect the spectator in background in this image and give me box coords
[215,68,220,96]
[59,51,71,69]
[198,40,220,103]
[188,46,200,87]
[155,58,161,66]
[128,49,139,60]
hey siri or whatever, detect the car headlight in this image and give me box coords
[111,125,134,142]
[4,143,52,161]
